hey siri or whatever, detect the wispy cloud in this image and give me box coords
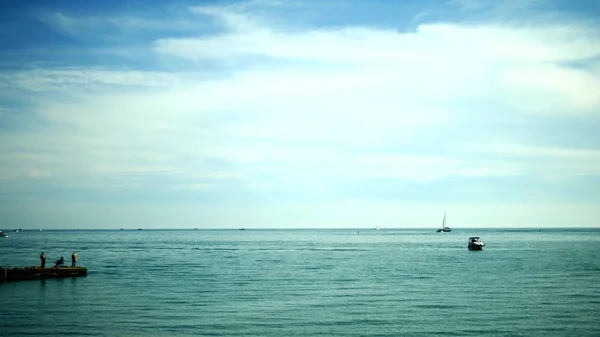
[1,0,599,228]
[39,8,211,41]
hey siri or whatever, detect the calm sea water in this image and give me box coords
[1,228,600,336]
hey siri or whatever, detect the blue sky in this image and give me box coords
[1,0,599,229]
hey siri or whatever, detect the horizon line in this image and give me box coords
[3,226,599,231]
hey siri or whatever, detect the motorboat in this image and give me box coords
[0,231,8,238]
[468,237,485,250]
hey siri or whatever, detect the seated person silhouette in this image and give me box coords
[54,257,65,268]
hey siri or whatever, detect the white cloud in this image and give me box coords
[154,14,600,118]
[474,143,600,180]
[40,11,209,39]
[5,20,600,181]
[1,69,186,92]
[2,1,600,226]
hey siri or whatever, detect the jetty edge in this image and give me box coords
[0,266,88,282]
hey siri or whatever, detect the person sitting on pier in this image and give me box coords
[40,252,46,268]
[71,252,78,267]
[54,257,65,268]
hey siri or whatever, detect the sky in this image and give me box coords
[0,0,599,229]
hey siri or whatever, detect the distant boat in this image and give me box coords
[468,237,485,250]
[0,231,8,238]
[375,226,380,231]
[436,212,451,232]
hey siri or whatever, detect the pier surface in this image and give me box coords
[1,266,88,282]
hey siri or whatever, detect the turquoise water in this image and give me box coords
[1,228,599,336]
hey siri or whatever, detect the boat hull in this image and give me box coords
[0,266,88,282]
[468,244,484,250]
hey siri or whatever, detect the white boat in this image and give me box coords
[436,212,451,232]
[468,237,485,250]
[0,231,8,238]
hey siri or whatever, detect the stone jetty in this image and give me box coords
[0,266,88,282]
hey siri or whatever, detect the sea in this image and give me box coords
[1,228,599,336]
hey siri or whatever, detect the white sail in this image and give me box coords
[437,211,451,232]
[441,212,447,230]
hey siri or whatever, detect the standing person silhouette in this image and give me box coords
[40,252,46,268]
[71,252,77,267]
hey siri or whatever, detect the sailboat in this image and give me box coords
[436,212,451,232]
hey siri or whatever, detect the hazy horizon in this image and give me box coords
[1,0,599,229]
[3,226,600,231]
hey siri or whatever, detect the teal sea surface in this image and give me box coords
[1,228,600,336]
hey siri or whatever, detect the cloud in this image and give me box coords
[154,12,600,118]
[1,0,599,227]
[40,10,210,41]
[475,143,600,180]
[5,5,600,180]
